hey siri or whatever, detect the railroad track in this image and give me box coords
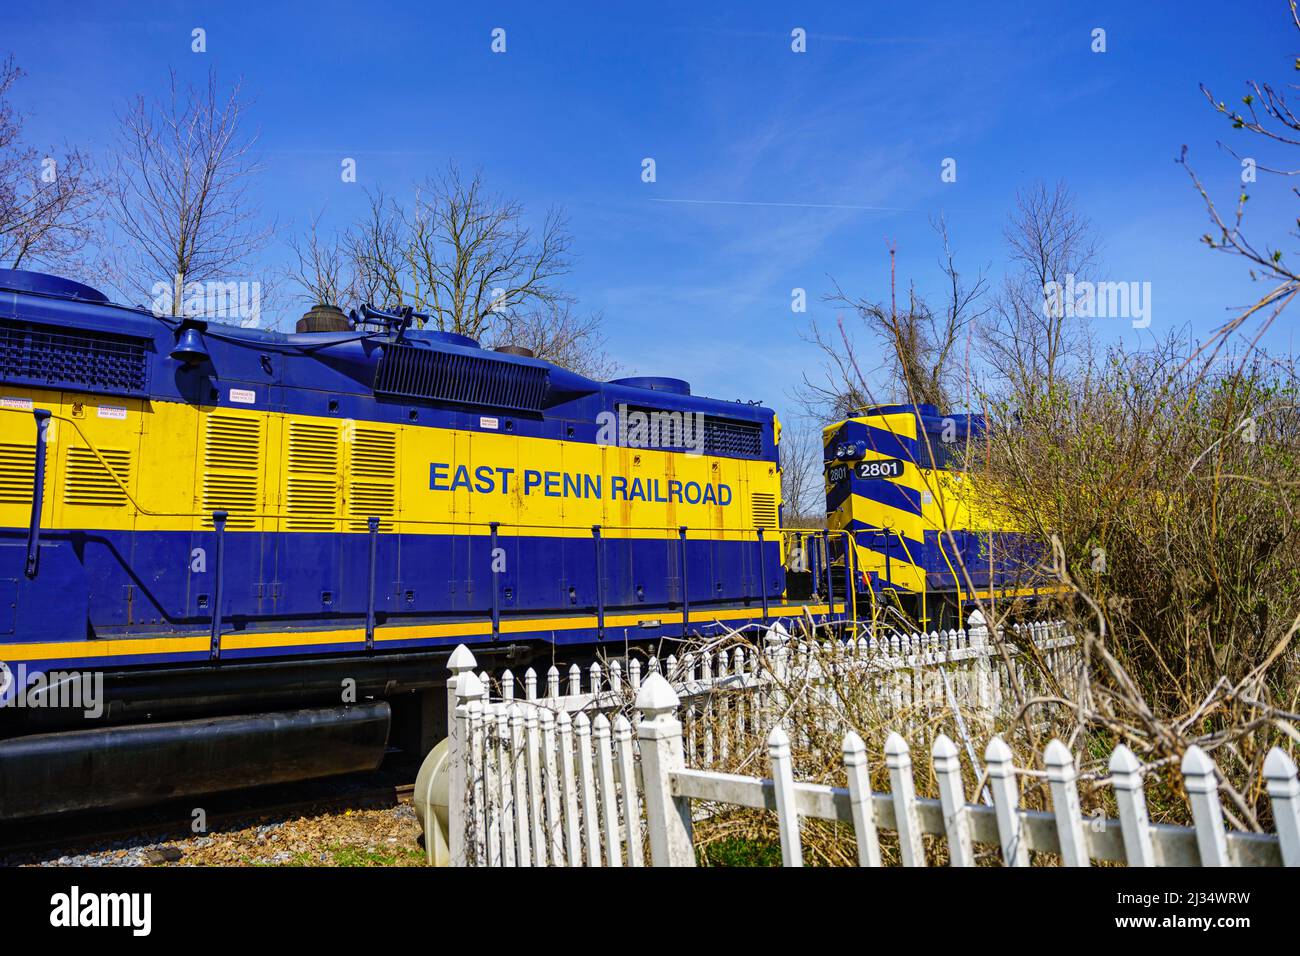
[0,772,417,862]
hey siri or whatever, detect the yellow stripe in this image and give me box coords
[0,386,782,542]
[0,604,845,662]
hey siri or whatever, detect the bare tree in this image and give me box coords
[288,209,350,308]
[801,216,987,419]
[108,69,269,311]
[312,164,610,375]
[486,299,617,379]
[979,181,1098,405]
[344,163,572,338]
[1180,3,1300,348]
[778,421,824,524]
[0,56,103,274]
[341,188,407,312]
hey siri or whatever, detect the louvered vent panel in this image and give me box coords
[616,405,765,460]
[373,344,549,412]
[347,427,397,531]
[703,417,764,458]
[202,415,262,528]
[348,483,396,531]
[286,422,340,531]
[0,442,37,504]
[64,447,131,506]
[286,478,337,530]
[0,320,149,396]
[350,428,396,477]
[751,492,778,529]
[288,423,339,471]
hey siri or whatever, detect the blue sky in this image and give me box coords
[3,0,1296,425]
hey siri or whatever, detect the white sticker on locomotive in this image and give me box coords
[479,416,499,430]
[229,388,256,405]
[0,396,32,410]
[97,404,127,420]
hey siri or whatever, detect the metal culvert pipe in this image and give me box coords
[413,736,451,865]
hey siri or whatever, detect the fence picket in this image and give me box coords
[842,731,881,867]
[467,697,487,865]
[479,702,500,866]
[1182,745,1230,867]
[509,704,531,867]
[574,712,601,866]
[1044,739,1089,867]
[524,706,546,865]
[769,725,802,867]
[932,734,974,867]
[558,711,582,865]
[540,709,565,865]
[614,714,644,866]
[885,732,925,867]
[986,736,1028,866]
[1109,744,1156,867]
[593,713,621,866]
[496,706,516,867]
[1263,747,1300,866]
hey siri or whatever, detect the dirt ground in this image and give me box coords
[9,803,429,868]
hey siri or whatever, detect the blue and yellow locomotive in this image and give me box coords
[0,268,845,818]
[822,403,1042,630]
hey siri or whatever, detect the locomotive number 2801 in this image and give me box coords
[855,458,904,479]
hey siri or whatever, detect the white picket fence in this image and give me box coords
[448,615,1081,757]
[432,618,1300,867]
[442,668,1300,867]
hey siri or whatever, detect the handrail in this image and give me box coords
[848,524,928,628]
[933,531,966,611]
[24,409,51,578]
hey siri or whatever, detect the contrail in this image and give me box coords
[648,197,908,212]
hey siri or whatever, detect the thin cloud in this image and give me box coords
[648,197,909,212]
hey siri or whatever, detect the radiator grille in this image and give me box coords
[0,320,149,396]
[374,344,548,412]
[751,492,778,529]
[0,442,37,504]
[201,414,262,528]
[64,447,131,507]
